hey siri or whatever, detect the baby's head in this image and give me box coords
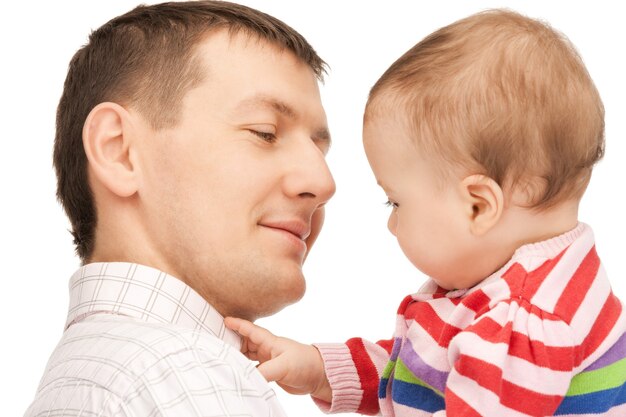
[363,9,605,290]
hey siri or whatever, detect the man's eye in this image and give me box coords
[384,200,399,209]
[250,130,277,143]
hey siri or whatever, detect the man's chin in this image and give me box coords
[244,274,306,321]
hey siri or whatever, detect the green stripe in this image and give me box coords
[381,359,396,379]
[394,358,444,397]
[566,358,626,396]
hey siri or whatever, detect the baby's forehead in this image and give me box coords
[362,108,413,143]
[364,93,446,144]
[364,93,413,130]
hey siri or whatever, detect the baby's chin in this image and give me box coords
[431,275,484,292]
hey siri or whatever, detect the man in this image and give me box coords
[25,1,335,416]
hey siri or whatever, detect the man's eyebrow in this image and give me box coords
[313,127,332,150]
[235,94,298,119]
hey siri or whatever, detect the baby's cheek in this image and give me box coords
[397,236,428,270]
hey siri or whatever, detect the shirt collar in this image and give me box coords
[65,262,241,349]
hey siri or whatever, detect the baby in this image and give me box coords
[226,9,626,416]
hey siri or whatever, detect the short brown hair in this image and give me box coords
[366,9,604,209]
[54,1,327,261]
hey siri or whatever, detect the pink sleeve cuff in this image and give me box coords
[311,343,365,414]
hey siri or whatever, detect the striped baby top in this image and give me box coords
[315,223,625,416]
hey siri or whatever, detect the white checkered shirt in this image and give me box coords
[25,262,287,417]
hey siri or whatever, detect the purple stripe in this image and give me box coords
[584,333,626,371]
[390,337,403,360]
[399,338,449,393]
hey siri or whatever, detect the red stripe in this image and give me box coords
[376,338,394,355]
[445,389,483,417]
[502,263,528,295]
[466,306,563,340]
[461,289,492,315]
[346,338,380,415]
[469,315,575,371]
[577,293,622,364]
[554,246,600,323]
[404,301,462,347]
[500,379,563,415]
[455,355,503,394]
[523,249,566,299]
[396,294,414,315]
[468,307,617,371]
[502,248,566,300]
[509,330,575,371]
[433,285,450,298]
[469,317,513,344]
[454,355,563,415]
[406,298,567,351]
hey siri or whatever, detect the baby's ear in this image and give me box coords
[461,174,504,236]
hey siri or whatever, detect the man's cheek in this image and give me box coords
[304,207,325,260]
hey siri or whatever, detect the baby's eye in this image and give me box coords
[384,200,399,209]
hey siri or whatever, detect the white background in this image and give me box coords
[2,1,624,416]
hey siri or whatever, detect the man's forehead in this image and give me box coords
[193,31,320,95]
[196,28,294,63]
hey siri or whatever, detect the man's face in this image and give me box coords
[135,31,335,320]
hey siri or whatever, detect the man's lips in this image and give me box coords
[259,220,311,241]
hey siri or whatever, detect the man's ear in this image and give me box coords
[461,174,504,236]
[82,102,139,197]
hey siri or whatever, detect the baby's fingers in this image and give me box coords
[225,317,277,348]
[257,356,289,383]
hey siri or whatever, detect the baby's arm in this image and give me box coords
[224,317,332,402]
[226,317,393,415]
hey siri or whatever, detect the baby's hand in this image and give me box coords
[224,317,331,402]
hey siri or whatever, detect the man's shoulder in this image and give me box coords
[39,314,251,396]
[26,314,283,417]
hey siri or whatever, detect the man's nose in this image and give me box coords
[282,139,336,206]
